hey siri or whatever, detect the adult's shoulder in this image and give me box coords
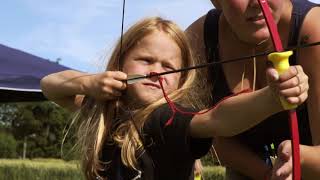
[297,5,320,65]
[185,9,221,63]
[185,14,206,47]
[185,13,208,64]
[299,6,320,43]
[185,14,206,39]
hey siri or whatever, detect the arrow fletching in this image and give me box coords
[126,74,147,84]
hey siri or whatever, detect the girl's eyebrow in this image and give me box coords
[135,54,156,62]
[134,51,154,59]
[135,51,180,68]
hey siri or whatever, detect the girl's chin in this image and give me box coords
[125,94,162,107]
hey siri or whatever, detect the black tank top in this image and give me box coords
[204,0,318,153]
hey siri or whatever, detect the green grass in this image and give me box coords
[203,166,226,180]
[0,159,84,180]
[0,159,225,180]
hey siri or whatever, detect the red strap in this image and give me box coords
[152,72,251,126]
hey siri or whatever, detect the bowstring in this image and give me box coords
[127,40,320,83]
[116,0,149,166]
[114,0,126,119]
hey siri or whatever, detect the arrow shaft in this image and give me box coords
[126,41,320,82]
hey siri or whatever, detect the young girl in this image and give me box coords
[186,0,320,179]
[41,17,308,180]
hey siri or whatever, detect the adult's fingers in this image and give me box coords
[275,160,292,180]
[277,140,292,159]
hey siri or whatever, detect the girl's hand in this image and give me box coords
[84,71,127,101]
[271,140,293,180]
[267,65,309,107]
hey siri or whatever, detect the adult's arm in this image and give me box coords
[298,6,320,145]
[214,137,271,180]
[295,6,320,179]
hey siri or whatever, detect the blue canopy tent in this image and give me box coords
[0,44,71,102]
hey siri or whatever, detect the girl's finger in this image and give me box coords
[102,86,122,96]
[110,89,122,97]
[278,74,308,90]
[111,79,127,90]
[279,83,308,97]
[286,92,308,104]
[278,66,301,81]
[266,67,280,82]
[113,71,128,80]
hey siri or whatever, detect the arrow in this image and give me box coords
[126,41,320,84]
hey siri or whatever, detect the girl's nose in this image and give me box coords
[149,71,159,82]
[249,0,260,8]
[149,63,164,74]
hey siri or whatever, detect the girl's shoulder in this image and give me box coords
[147,103,195,127]
[143,103,196,143]
[143,103,212,160]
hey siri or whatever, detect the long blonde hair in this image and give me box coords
[75,17,206,179]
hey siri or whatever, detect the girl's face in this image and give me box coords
[219,0,284,44]
[122,31,182,105]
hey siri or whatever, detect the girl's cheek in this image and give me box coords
[126,65,145,75]
[169,75,181,88]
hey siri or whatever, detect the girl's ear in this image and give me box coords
[210,0,221,9]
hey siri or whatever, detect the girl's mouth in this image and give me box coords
[143,83,161,89]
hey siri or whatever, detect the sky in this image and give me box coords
[0,0,212,72]
[1,0,319,73]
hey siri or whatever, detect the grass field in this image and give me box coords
[0,159,83,180]
[0,159,225,180]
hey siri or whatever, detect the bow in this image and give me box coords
[119,2,314,179]
[257,1,300,180]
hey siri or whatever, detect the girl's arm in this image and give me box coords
[40,70,127,111]
[191,85,280,137]
[190,66,308,137]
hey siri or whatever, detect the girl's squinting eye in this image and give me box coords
[164,63,175,71]
[137,58,152,64]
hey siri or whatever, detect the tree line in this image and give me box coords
[0,102,78,160]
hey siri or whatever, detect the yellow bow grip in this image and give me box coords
[268,51,297,110]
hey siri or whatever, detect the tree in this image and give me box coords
[9,102,77,159]
[0,103,18,129]
[0,132,17,158]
